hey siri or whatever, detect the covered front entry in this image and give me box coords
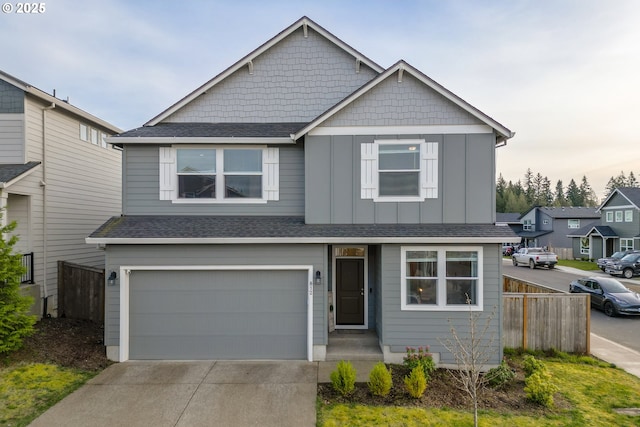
[121,267,313,361]
[333,246,367,329]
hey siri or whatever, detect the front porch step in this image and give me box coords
[326,330,383,361]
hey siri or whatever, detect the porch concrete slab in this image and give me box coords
[177,383,316,427]
[88,360,215,385]
[204,360,317,384]
[318,360,381,383]
[29,383,198,427]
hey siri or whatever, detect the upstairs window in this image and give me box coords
[159,146,279,203]
[568,219,580,229]
[523,219,532,231]
[615,211,623,222]
[606,211,613,222]
[361,139,438,202]
[625,210,633,222]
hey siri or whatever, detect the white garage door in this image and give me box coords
[128,269,308,360]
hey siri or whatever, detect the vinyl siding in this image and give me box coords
[379,244,502,365]
[122,143,304,215]
[0,113,25,163]
[104,244,327,348]
[305,133,495,224]
[7,96,122,314]
[165,27,378,123]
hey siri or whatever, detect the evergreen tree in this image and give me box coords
[565,179,581,206]
[523,169,535,206]
[0,213,36,354]
[496,174,507,213]
[627,171,638,187]
[579,175,598,207]
[553,180,566,206]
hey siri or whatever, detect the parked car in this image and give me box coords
[512,247,558,269]
[596,250,638,271]
[569,276,640,316]
[605,253,640,279]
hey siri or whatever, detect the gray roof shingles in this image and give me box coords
[617,187,640,208]
[0,162,40,183]
[90,215,519,240]
[114,122,309,139]
[538,206,599,219]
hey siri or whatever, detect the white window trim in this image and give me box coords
[568,219,580,229]
[361,139,438,202]
[159,145,279,204]
[615,211,623,222]
[332,245,368,330]
[79,123,88,142]
[621,239,634,251]
[400,246,483,312]
[624,210,633,222]
[606,211,613,222]
[523,219,532,231]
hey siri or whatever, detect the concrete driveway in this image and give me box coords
[29,361,318,427]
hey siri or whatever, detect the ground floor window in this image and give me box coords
[401,246,483,311]
[580,238,590,255]
[621,238,634,251]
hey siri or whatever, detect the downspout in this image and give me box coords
[41,102,55,317]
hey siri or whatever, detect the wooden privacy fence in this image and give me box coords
[58,261,105,324]
[503,275,590,353]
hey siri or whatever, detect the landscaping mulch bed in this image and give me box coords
[318,362,563,416]
[3,317,111,372]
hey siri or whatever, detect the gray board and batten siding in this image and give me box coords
[305,132,496,224]
[379,243,503,366]
[104,244,328,359]
[164,26,378,124]
[122,143,305,216]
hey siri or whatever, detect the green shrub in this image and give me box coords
[522,354,546,377]
[367,362,392,397]
[403,346,436,380]
[404,366,427,398]
[330,360,356,396]
[0,215,36,355]
[524,370,558,408]
[486,360,515,389]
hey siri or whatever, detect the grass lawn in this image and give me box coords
[556,259,600,271]
[317,353,640,426]
[0,363,97,427]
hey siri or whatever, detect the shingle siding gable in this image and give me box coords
[164,27,378,124]
[321,73,484,127]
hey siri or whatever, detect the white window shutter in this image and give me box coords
[263,147,279,201]
[421,142,438,199]
[159,147,176,200]
[361,143,378,199]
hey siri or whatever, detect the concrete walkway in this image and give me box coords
[29,361,317,427]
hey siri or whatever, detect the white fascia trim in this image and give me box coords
[600,205,636,210]
[0,163,41,189]
[107,137,294,145]
[145,17,383,126]
[119,264,314,362]
[87,236,517,245]
[308,125,493,137]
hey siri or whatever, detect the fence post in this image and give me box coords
[522,294,528,350]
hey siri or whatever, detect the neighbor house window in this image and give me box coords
[615,211,623,222]
[568,219,580,229]
[361,140,438,202]
[90,128,98,145]
[159,146,279,203]
[580,238,590,255]
[621,239,634,251]
[523,219,532,231]
[100,132,108,149]
[625,210,633,222]
[79,124,88,141]
[401,246,483,311]
[606,211,613,222]
[543,219,549,225]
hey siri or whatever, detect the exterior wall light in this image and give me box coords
[315,270,322,285]
[107,271,117,286]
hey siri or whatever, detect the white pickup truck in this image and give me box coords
[512,247,558,269]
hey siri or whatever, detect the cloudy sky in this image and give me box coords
[2,0,638,199]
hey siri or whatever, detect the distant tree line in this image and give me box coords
[496,169,639,213]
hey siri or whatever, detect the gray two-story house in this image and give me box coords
[87,17,516,365]
[517,206,599,256]
[569,187,640,259]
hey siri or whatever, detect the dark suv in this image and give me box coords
[597,250,638,271]
[606,252,640,279]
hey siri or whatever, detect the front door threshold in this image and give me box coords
[326,330,382,361]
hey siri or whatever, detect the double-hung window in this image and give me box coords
[606,211,613,222]
[160,146,279,202]
[401,246,483,311]
[625,210,633,222]
[621,239,634,251]
[361,139,438,202]
[568,219,580,229]
[523,219,532,231]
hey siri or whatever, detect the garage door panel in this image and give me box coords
[128,270,308,360]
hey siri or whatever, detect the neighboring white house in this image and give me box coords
[0,70,122,317]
